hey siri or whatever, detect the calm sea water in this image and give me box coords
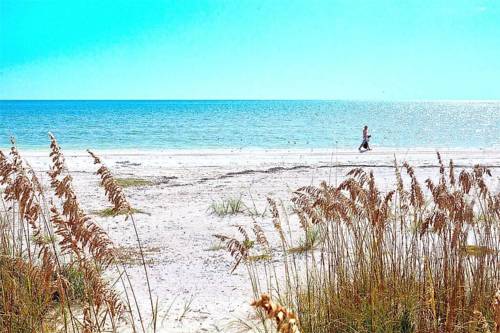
[0,100,499,150]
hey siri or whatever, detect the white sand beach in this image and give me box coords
[21,148,500,332]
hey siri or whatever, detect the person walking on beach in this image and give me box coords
[358,125,371,151]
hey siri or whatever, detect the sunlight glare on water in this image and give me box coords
[1,100,499,150]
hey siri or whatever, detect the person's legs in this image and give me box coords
[358,140,365,151]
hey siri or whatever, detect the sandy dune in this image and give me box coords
[20,148,500,332]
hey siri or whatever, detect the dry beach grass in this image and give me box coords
[218,154,500,332]
[0,135,156,332]
[1,137,499,332]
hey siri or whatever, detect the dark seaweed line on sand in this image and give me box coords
[189,163,500,185]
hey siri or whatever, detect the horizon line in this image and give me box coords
[2,98,500,102]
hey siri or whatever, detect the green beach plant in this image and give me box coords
[115,177,153,188]
[287,225,323,254]
[94,206,146,217]
[209,196,245,216]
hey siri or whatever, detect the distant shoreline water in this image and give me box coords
[1,100,499,150]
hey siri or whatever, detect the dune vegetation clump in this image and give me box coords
[0,135,156,333]
[209,196,245,217]
[114,177,153,188]
[219,154,500,332]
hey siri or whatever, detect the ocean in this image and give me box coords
[0,100,499,150]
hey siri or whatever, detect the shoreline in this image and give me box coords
[4,146,499,156]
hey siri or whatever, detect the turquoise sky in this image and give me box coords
[1,0,499,100]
